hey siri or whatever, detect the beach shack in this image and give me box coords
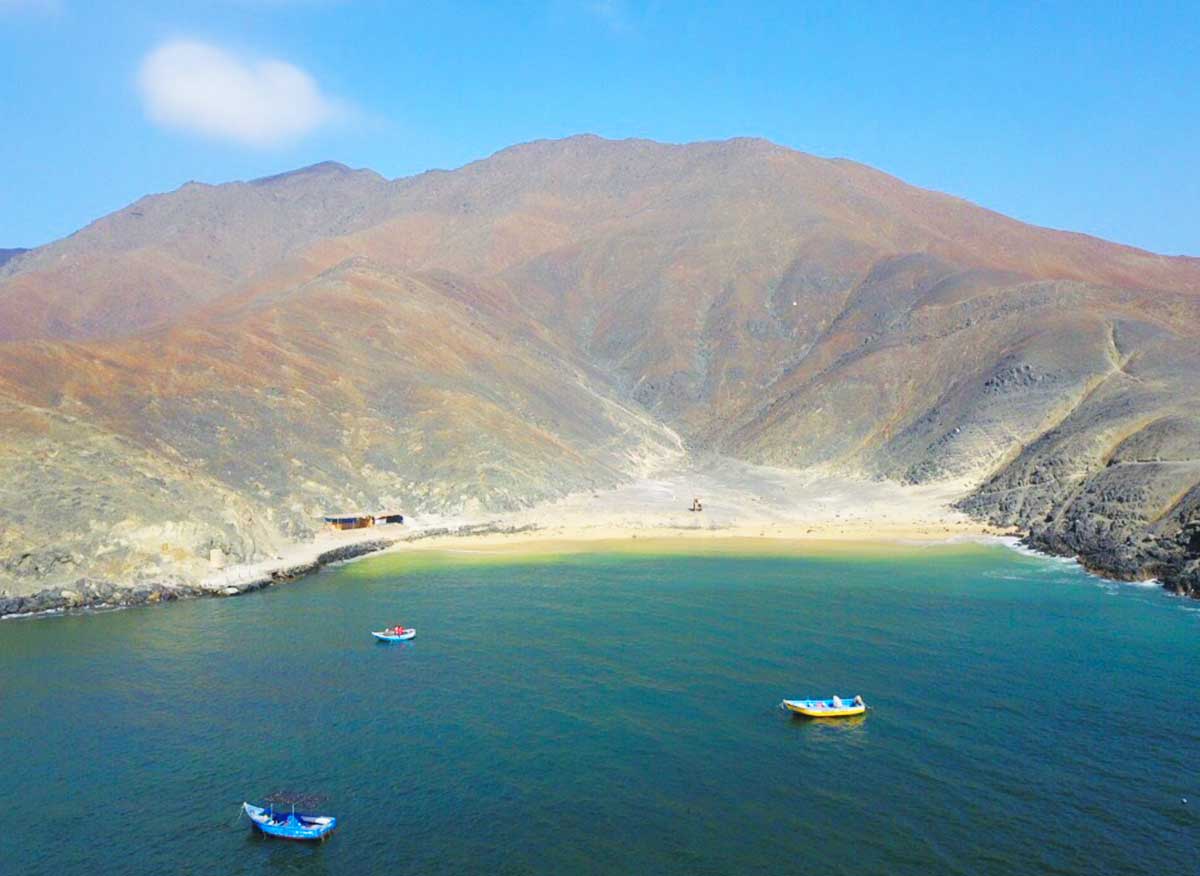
[374,512,405,525]
[323,513,375,531]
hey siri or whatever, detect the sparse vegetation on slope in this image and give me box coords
[1,135,1198,605]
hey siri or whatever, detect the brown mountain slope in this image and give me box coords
[0,162,392,341]
[0,257,680,594]
[6,137,1196,343]
[1,135,1198,606]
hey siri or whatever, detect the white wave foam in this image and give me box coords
[996,536,1169,593]
[1125,577,1161,588]
[997,537,1079,566]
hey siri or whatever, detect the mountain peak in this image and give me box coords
[483,133,785,161]
[0,247,29,270]
[250,161,361,186]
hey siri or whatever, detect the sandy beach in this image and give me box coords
[193,458,1006,600]
[385,458,1011,559]
[2,457,1013,618]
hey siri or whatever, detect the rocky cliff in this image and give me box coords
[1,135,1197,605]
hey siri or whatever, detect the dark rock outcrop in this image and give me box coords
[961,434,1200,597]
[0,577,206,618]
[0,535,411,618]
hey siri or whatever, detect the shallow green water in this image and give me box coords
[2,544,1197,875]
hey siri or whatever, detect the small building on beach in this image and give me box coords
[323,514,375,531]
[322,511,406,530]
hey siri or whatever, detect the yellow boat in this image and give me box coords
[781,696,867,718]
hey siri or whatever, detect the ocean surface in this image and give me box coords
[2,542,1197,875]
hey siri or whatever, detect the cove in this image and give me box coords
[1,543,1197,875]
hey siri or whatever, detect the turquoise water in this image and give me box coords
[1,544,1197,875]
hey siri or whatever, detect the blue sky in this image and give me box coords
[2,1,1198,255]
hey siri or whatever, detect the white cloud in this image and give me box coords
[137,40,343,148]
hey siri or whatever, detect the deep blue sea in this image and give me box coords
[1,542,1197,875]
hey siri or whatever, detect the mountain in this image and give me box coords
[0,163,392,342]
[1,135,1198,605]
[0,248,27,269]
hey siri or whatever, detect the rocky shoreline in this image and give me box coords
[0,523,542,620]
[3,512,1196,620]
[0,537,397,619]
[1021,522,1200,599]
[960,487,1200,600]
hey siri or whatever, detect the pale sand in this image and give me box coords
[201,459,1012,590]
[386,458,1013,559]
[3,459,1012,616]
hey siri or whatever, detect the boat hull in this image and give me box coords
[372,629,416,642]
[781,698,866,718]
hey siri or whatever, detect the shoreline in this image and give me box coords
[4,465,1000,618]
[1,517,1017,621]
[5,518,1174,621]
[5,460,1180,619]
[385,520,1008,557]
[0,529,406,620]
[0,521,550,620]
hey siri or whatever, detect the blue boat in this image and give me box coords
[243,802,337,841]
